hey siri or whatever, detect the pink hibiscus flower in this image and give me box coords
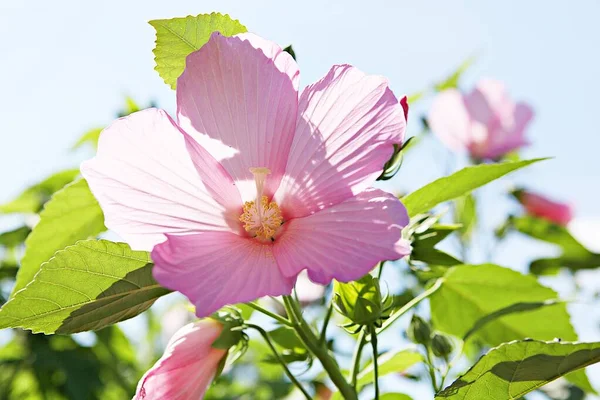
[428,79,534,160]
[518,190,573,226]
[134,319,226,399]
[82,32,410,317]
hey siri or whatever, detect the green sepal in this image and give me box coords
[333,274,391,330]
[377,136,416,181]
[283,45,296,60]
[210,308,245,350]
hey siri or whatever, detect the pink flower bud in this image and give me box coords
[134,319,227,400]
[519,191,573,226]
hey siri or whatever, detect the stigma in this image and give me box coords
[239,167,283,241]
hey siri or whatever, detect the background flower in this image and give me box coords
[517,190,573,226]
[428,78,534,160]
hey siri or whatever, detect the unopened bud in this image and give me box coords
[431,333,453,359]
[333,275,386,328]
[408,315,431,345]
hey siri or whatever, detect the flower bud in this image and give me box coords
[431,333,453,359]
[408,315,431,345]
[333,274,386,329]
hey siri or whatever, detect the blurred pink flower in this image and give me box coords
[428,79,534,160]
[134,319,226,400]
[518,191,573,226]
[82,32,410,317]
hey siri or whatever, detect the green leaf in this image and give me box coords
[412,224,461,248]
[71,128,103,151]
[530,254,600,275]
[410,224,462,266]
[436,340,600,399]
[380,394,413,400]
[434,54,477,92]
[11,180,106,296]
[430,264,576,346]
[454,194,477,239]
[430,264,593,392]
[117,97,141,117]
[150,13,247,89]
[509,215,600,274]
[0,261,18,281]
[402,159,546,217]
[357,350,423,387]
[462,300,564,342]
[511,215,589,257]
[265,326,309,363]
[269,326,305,354]
[412,248,461,267]
[0,226,31,248]
[0,169,79,214]
[0,240,171,334]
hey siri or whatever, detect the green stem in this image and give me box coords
[425,346,439,393]
[349,329,367,387]
[319,303,334,345]
[370,326,380,399]
[247,302,293,327]
[283,296,358,400]
[376,261,386,279]
[245,323,312,400]
[377,278,444,334]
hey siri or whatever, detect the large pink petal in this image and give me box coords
[134,319,226,400]
[274,64,406,219]
[273,188,410,284]
[152,232,295,317]
[428,89,471,152]
[81,108,241,251]
[177,32,299,202]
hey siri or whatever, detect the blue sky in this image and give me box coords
[1,0,600,398]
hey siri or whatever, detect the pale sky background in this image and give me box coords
[1,1,599,398]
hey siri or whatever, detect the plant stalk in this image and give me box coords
[283,295,358,400]
[245,323,312,399]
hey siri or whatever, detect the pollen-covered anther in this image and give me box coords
[239,196,283,241]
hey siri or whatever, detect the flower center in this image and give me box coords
[239,167,283,241]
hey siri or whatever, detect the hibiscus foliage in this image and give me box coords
[1,11,599,400]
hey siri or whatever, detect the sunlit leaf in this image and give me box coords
[0,169,79,214]
[454,194,477,239]
[430,264,593,391]
[462,300,564,342]
[0,226,30,248]
[380,394,413,400]
[430,264,575,345]
[436,340,600,399]
[71,128,103,151]
[402,159,546,217]
[11,179,106,296]
[434,54,477,91]
[357,349,423,387]
[512,215,589,257]
[0,240,171,334]
[150,13,247,89]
